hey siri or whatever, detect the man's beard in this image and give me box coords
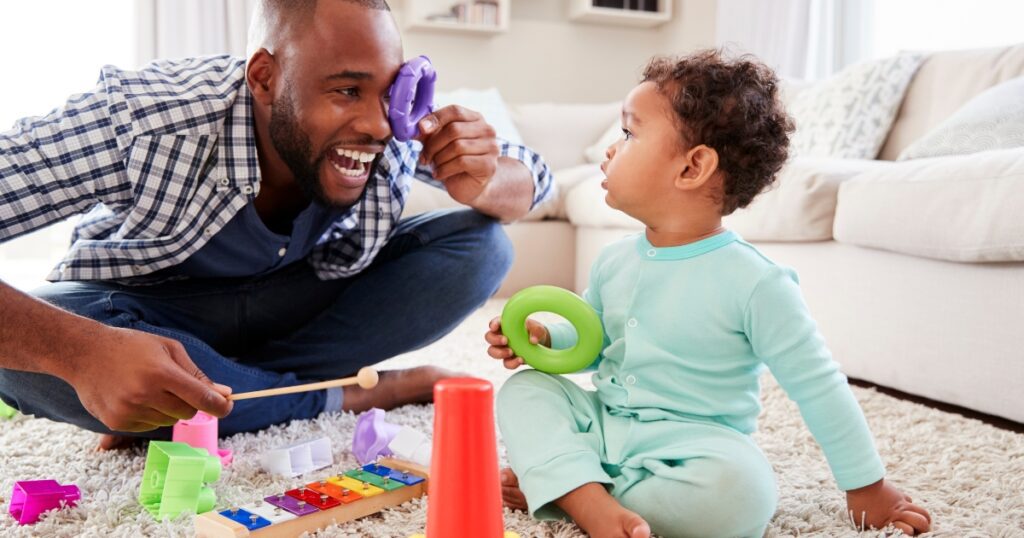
[268,90,334,207]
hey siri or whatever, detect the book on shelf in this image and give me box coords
[428,1,500,26]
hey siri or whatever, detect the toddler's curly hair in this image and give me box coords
[642,49,794,215]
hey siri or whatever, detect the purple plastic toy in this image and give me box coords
[388,55,436,142]
[8,480,80,525]
[352,408,402,465]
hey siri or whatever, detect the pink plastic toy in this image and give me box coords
[8,480,80,525]
[172,411,233,466]
[352,408,401,465]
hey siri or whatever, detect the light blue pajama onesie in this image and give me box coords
[497,230,886,538]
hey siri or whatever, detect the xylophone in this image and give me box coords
[195,457,429,538]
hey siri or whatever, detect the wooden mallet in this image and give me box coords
[229,367,379,401]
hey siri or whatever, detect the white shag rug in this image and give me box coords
[1,299,1023,537]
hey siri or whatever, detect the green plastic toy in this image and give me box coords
[139,441,221,519]
[501,285,604,374]
[0,400,17,419]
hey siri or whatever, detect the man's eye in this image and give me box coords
[335,88,359,97]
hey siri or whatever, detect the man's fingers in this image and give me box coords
[419,117,493,165]
[417,105,481,138]
[432,138,499,169]
[165,344,233,418]
[153,391,201,421]
[434,156,495,182]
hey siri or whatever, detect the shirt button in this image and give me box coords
[627,318,638,328]
[647,249,657,257]
[625,374,637,385]
[278,247,287,257]
[218,177,230,186]
[241,185,254,195]
[203,227,214,236]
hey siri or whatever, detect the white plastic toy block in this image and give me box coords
[259,437,333,477]
[388,426,432,467]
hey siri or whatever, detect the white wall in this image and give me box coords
[392,0,718,103]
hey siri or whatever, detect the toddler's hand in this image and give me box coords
[484,316,550,370]
[846,479,931,535]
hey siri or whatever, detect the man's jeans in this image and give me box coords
[0,209,512,437]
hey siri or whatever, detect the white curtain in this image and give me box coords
[715,0,874,80]
[135,0,258,64]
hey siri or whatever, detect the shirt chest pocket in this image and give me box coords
[118,134,234,239]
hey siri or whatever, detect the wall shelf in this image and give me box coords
[569,0,672,28]
[403,0,510,35]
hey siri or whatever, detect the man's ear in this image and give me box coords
[675,144,720,191]
[246,48,276,106]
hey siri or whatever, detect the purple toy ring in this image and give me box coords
[388,55,437,142]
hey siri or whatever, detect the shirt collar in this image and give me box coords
[222,75,261,193]
[637,229,739,260]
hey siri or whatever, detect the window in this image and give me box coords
[871,0,1024,58]
[0,1,136,289]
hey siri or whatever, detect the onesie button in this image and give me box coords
[625,375,637,385]
[647,249,657,257]
[627,318,638,328]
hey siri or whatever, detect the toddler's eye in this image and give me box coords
[621,128,633,141]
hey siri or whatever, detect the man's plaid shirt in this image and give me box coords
[0,56,553,282]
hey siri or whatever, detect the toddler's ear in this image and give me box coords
[675,144,719,191]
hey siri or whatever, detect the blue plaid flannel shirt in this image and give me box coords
[0,56,553,282]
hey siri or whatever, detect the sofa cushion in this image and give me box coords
[435,88,523,144]
[835,148,1024,262]
[879,43,1024,160]
[789,54,924,159]
[898,76,1024,160]
[509,101,620,171]
[564,157,887,242]
[724,158,891,241]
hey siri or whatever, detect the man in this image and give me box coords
[0,0,551,448]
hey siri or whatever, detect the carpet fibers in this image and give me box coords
[1,300,1022,537]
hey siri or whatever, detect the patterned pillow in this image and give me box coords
[789,54,924,159]
[898,76,1024,160]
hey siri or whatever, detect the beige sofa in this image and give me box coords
[405,44,1024,424]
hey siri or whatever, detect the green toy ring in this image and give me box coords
[501,285,603,374]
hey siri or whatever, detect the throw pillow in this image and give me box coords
[432,87,523,144]
[789,54,924,159]
[898,76,1024,160]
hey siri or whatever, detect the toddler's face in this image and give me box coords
[600,82,688,221]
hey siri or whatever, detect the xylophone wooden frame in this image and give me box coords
[194,457,430,538]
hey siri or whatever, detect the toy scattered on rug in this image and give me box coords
[0,400,17,419]
[139,441,221,520]
[501,285,603,374]
[174,411,234,466]
[7,480,80,525]
[260,437,334,478]
[352,408,432,467]
[195,456,428,537]
[411,377,519,538]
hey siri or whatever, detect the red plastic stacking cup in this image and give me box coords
[426,377,505,538]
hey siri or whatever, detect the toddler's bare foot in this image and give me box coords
[500,468,528,511]
[96,433,143,451]
[340,366,463,413]
[557,482,651,538]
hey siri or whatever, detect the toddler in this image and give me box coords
[485,49,932,538]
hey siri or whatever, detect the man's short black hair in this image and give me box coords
[249,0,391,55]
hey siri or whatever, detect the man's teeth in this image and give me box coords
[335,148,377,163]
[332,161,365,176]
